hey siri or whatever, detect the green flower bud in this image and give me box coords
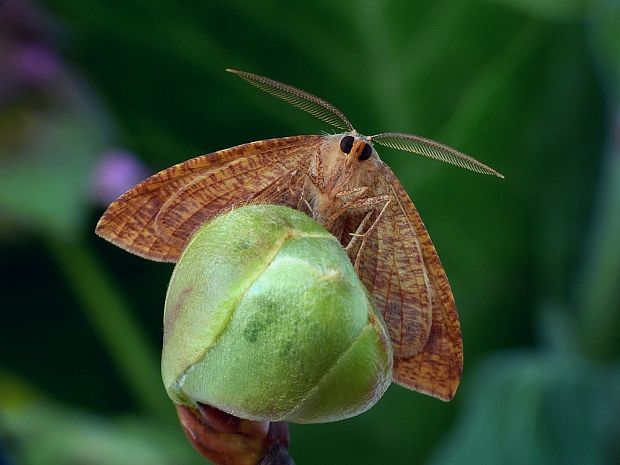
[162,204,392,424]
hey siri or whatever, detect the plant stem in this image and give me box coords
[48,238,173,422]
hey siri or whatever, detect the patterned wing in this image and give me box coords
[341,172,433,360]
[345,164,462,401]
[96,135,320,262]
[382,168,463,401]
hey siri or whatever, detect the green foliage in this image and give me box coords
[0,374,201,465]
[484,0,590,21]
[429,352,620,465]
[1,0,618,464]
[0,90,109,238]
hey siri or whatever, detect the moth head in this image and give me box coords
[227,69,503,178]
[339,134,374,162]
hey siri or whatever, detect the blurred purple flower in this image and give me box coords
[0,0,64,104]
[12,43,61,84]
[91,149,150,206]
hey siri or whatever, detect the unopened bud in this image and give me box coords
[162,205,392,423]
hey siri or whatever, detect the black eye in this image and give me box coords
[340,136,354,154]
[359,143,372,161]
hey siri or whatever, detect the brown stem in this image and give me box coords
[176,404,295,465]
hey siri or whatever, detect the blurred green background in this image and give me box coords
[1,0,619,464]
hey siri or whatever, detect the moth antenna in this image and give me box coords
[371,132,504,178]
[227,69,354,132]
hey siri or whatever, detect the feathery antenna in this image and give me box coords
[371,132,504,178]
[227,69,354,132]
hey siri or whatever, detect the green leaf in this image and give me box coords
[429,352,620,465]
[0,373,201,465]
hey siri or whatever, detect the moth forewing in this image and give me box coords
[339,175,433,356]
[380,168,463,400]
[95,135,321,262]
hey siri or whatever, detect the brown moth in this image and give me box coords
[96,69,502,401]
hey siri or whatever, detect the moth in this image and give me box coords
[96,69,503,401]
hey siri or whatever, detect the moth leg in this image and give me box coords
[351,196,391,270]
[301,168,320,190]
[285,170,299,196]
[301,145,325,192]
[331,194,390,229]
[294,150,327,219]
[325,187,373,227]
[335,187,370,200]
[295,170,320,215]
[345,210,374,250]
[334,194,391,270]
[300,196,313,214]
[248,174,289,204]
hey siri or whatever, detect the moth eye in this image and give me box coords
[340,136,354,154]
[359,143,372,161]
